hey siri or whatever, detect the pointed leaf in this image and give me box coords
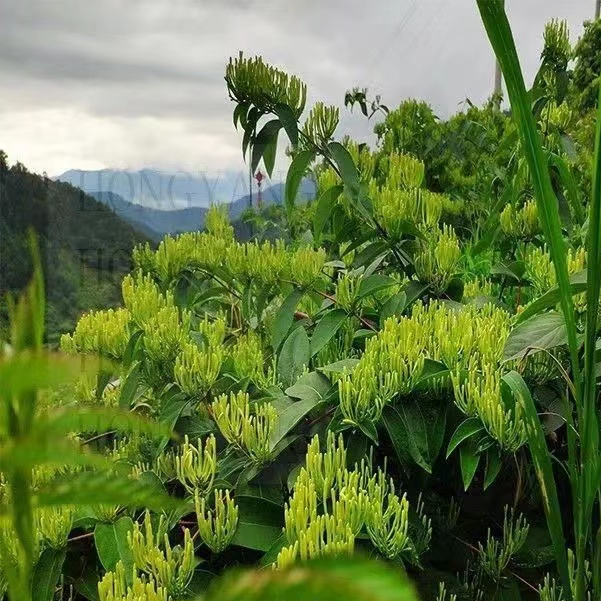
[32,547,66,601]
[311,310,347,357]
[286,150,315,214]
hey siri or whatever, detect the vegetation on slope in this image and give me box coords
[0,154,149,342]
[0,5,600,601]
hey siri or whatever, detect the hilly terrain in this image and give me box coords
[0,153,149,342]
[57,169,316,240]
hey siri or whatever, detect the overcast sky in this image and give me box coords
[0,0,594,178]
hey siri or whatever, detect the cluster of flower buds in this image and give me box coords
[371,186,444,239]
[211,392,277,463]
[452,359,526,452]
[302,102,340,144]
[225,52,307,118]
[122,273,173,330]
[287,246,327,288]
[478,507,529,581]
[158,435,216,497]
[335,273,360,312]
[524,244,586,309]
[414,224,461,293]
[194,488,239,553]
[409,301,510,368]
[174,341,223,398]
[383,152,426,190]
[365,470,411,560]
[500,199,541,239]
[60,308,130,358]
[276,513,355,570]
[278,433,426,569]
[463,278,495,301]
[338,301,515,447]
[98,561,168,601]
[142,306,191,367]
[338,314,426,427]
[36,506,73,549]
[205,204,234,241]
[129,511,195,597]
[228,331,268,385]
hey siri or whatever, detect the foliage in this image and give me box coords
[0,158,148,342]
[2,5,601,601]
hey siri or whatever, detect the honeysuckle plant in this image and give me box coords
[4,4,601,600]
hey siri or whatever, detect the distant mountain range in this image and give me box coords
[55,169,316,241]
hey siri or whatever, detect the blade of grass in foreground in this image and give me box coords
[475,1,575,596]
[503,371,571,598]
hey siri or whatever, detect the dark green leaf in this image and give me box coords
[357,275,396,301]
[251,119,282,174]
[311,310,347,357]
[285,150,315,215]
[272,289,304,351]
[94,517,135,577]
[313,184,343,243]
[504,311,567,361]
[277,327,310,387]
[447,418,486,458]
[383,399,447,474]
[459,441,480,491]
[119,361,142,409]
[32,548,66,601]
[231,496,284,552]
[274,103,299,147]
[484,448,503,490]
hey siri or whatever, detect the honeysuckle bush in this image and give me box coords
[1,3,601,600]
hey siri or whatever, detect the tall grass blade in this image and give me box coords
[475,0,581,397]
[503,371,571,597]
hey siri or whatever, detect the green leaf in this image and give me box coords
[446,417,485,458]
[94,517,135,578]
[262,129,279,178]
[459,441,480,491]
[517,270,587,323]
[119,361,142,409]
[277,326,310,387]
[252,119,282,175]
[313,184,343,243]
[327,142,359,187]
[0,352,100,400]
[501,370,569,591]
[356,274,396,300]
[231,496,284,552]
[317,359,360,373]
[503,311,568,361]
[382,399,447,474]
[549,152,585,224]
[484,448,503,490]
[285,149,315,215]
[380,292,407,323]
[41,407,170,439]
[32,547,66,601]
[311,310,347,357]
[204,556,420,601]
[274,103,299,148]
[272,289,304,351]
[285,371,331,402]
[38,471,185,513]
[475,13,581,563]
[269,397,324,450]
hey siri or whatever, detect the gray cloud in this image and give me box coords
[0,0,594,175]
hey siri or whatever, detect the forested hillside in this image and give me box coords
[0,153,149,341]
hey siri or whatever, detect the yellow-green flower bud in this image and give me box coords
[195,489,239,553]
